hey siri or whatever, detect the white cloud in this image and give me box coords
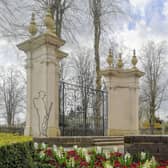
[0,40,24,65]
[163,0,168,17]
[112,17,168,54]
[113,21,148,51]
[0,39,8,46]
[130,0,151,7]
[129,0,151,16]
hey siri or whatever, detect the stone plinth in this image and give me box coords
[17,32,67,137]
[101,68,144,136]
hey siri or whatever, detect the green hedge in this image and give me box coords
[0,133,34,168]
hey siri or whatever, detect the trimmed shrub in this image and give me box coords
[0,133,34,168]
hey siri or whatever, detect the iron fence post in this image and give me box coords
[102,91,105,136]
[62,82,65,136]
[84,86,87,135]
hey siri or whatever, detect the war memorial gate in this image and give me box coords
[17,10,144,137]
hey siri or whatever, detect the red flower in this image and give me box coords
[74,155,80,161]
[130,163,139,168]
[94,161,103,168]
[159,160,168,166]
[80,160,89,167]
[114,152,123,157]
[45,148,53,157]
[96,155,106,162]
[114,160,121,167]
[67,150,77,157]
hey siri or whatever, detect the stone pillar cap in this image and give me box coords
[17,33,65,52]
[101,67,145,78]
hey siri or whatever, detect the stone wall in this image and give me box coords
[124,136,168,160]
[0,126,24,135]
[139,128,168,135]
[34,137,94,147]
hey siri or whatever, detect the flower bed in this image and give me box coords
[34,143,168,168]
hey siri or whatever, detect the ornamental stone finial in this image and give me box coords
[28,12,37,36]
[117,53,123,69]
[131,49,138,68]
[106,49,113,67]
[44,8,55,33]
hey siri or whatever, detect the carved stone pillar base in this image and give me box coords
[24,126,32,136]
[47,127,60,137]
[107,129,139,136]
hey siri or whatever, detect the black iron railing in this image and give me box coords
[59,81,108,136]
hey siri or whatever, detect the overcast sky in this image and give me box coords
[1,0,168,63]
[112,0,168,50]
[1,0,168,120]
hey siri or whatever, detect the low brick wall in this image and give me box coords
[34,136,94,147]
[124,135,168,160]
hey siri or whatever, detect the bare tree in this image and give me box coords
[88,0,129,129]
[89,0,129,90]
[68,49,102,133]
[0,66,26,126]
[71,49,96,117]
[34,0,81,40]
[140,41,168,134]
[89,0,101,90]
[0,0,78,40]
[71,49,95,88]
[0,0,33,39]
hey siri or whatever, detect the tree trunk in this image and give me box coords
[50,0,64,38]
[149,106,155,134]
[93,0,101,132]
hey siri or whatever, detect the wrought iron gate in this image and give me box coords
[59,81,108,136]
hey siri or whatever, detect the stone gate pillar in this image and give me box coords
[17,11,67,137]
[101,50,144,136]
